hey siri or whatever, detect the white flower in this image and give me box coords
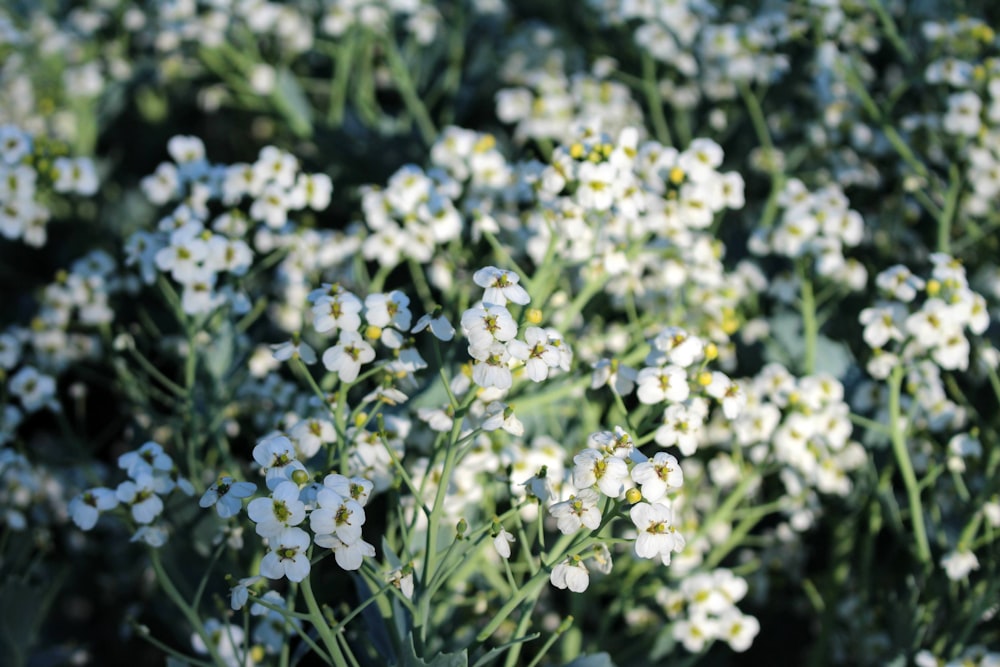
[589,426,644,462]
[550,557,589,592]
[199,476,257,518]
[549,488,602,534]
[0,125,31,164]
[572,449,629,497]
[482,401,524,436]
[141,162,179,204]
[859,303,906,349]
[412,310,455,341]
[8,366,56,412]
[508,326,561,382]
[473,267,531,306]
[469,341,514,390]
[315,535,375,570]
[131,525,169,547]
[310,488,366,545]
[253,433,297,471]
[636,365,690,404]
[0,333,22,370]
[591,358,637,395]
[167,134,206,166]
[655,401,706,455]
[290,172,333,210]
[205,235,253,275]
[323,473,374,507]
[386,566,414,598]
[118,441,174,478]
[648,328,704,368]
[493,527,516,559]
[365,291,412,330]
[673,613,718,653]
[322,331,376,383]
[271,338,317,365]
[631,452,683,502]
[289,418,336,459]
[116,474,165,524]
[461,303,518,349]
[704,372,746,419]
[52,157,99,195]
[575,161,617,211]
[876,265,924,302]
[717,610,760,652]
[69,487,118,530]
[941,549,979,581]
[155,224,208,283]
[312,290,363,334]
[260,527,311,582]
[247,480,306,538]
[192,619,250,667]
[230,576,263,610]
[630,501,685,564]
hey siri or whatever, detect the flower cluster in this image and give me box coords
[750,178,867,292]
[244,432,375,580]
[460,266,570,391]
[657,569,760,653]
[131,137,333,315]
[71,441,194,546]
[0,124,98,246]
[861,255,988,375]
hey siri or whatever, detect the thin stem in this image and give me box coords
[938,163,962,255]
[300,574,350,667]
[797,260,818,375]
[149,550,227,667]
[380,34,438,145]
[640,52,672,146]
[887,364,932,564]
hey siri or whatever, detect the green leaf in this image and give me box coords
[649,623,676,661]
[203,321,234,381]
[401,633,468,667]
[812,334,853,378]
[273,68,314,138]
[470,634,539,667]
[562,653,617,667]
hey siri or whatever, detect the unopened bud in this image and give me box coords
[626,488,643,504]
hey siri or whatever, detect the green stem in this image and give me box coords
[476,571,549,642]
[557,277,605,332]
[866,0,914,64]
[300,574,350,667]
[938,163,962,255]
[525,616,572,667]
[640,52,672,146]
[419,391,477,641]
[797,260,818,376]
[887,364,932,564]
[149,550,228,667]
[380,34,438,145]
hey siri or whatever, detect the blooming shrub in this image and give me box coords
[1,1,999,666]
